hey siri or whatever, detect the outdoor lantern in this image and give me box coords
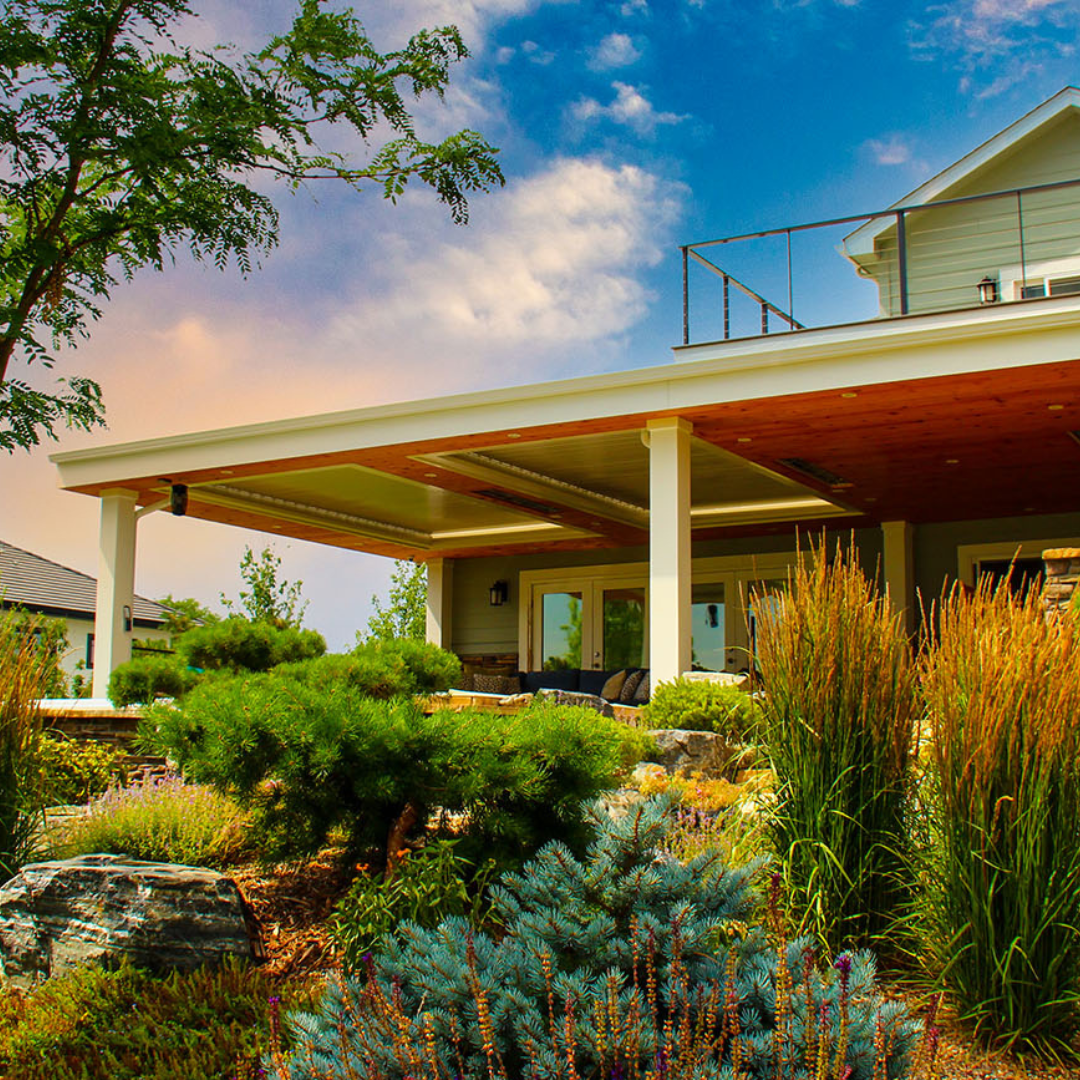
[977,276,999,304]
[170,483,188,516]
[122,605,132,632]
[489,580,508,606]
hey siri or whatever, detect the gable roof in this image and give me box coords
[0,539,170,625]
[843,86,1080,259]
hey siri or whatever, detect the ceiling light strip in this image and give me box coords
[209,484,431,543]
[431,522,561,540]
[690,497,836,517]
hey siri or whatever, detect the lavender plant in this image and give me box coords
[56,772,250,869]
[272,798,922,1080]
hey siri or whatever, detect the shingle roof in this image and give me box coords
[0,539,170,625]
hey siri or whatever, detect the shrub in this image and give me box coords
[919,577,1080,1056]
[277,639,461,698]
[0,614,51,878]
[56,773,250,869]
[273,799,921,1080]
[643,676,759,739]
[145,678,645,866]
[329,838,498,971]
[753,538,918,951]
[37,735,128,806]
[177,616,325,673]
[108,653,197,706]
[0,956,315,1080]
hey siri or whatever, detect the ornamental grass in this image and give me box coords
[0,613,51,878]
[919,576,1080,1057]
[753,538,919,951]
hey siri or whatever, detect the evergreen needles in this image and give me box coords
[920,576,1080,1057]
[753,538,918,951]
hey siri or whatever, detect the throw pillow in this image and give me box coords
[600,669,628,701]
[632,672,650,705]
[619,670,644,704]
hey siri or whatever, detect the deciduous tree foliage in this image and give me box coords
[0,0,504,449]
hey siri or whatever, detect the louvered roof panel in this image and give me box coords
[0,539,169,623]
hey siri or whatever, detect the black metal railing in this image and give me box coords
[680,175,1080,346]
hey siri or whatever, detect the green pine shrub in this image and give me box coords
[754,538,918,951]
[277,638,462,698]
[643,676,759,739]
[144,678,646,865]
[108,652,197,706]
[0,956,316,1080]
[273,798,920,1080]
[177,616,326,673]
[56,772,250,868]
[37,735,128,806]
[919,577,1080,1056]
[329,838,499,970]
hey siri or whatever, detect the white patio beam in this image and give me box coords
[92,488,138,698]
[881,519,916,635]
[647,417,693,687]
[425,558,454,649]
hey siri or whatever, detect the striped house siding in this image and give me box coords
[867,112,1080,316]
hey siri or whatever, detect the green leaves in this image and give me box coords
[0,0,504,449]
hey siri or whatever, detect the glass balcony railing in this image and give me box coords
[679,176,1080,347]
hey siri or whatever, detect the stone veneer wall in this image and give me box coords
[1042,548,1080,613]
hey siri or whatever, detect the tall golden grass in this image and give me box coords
[753,537,919,950]
[0,614,51,878]
[920,576,1080,1056]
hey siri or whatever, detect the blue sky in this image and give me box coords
[6,0,1080,650]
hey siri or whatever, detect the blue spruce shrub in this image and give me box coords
[278,798,917,1080]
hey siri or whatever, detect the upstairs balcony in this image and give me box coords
[679,176,1080,347]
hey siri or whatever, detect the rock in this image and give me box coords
[647,729,730,777]
[534,688,615,717]
[0,854,262,988]
[631,762,669,787]
[501,693,536,708]
[679,671,751,692]
[594,788,645,819]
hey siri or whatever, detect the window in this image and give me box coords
[519,552,797,674]
[957,537,1080,590]
[1000,259,1080,302]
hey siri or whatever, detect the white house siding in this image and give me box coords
[867,112,1080,317]
[54,616,172,684]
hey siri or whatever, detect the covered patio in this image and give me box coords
[51,295,1080,697]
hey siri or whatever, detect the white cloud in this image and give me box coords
[588,32,641,70]
[570,82,688,136]
[864,134,913,166]
[329,158,683,355]
[621,0,649,12]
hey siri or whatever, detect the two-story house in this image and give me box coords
[51,87,1080,698]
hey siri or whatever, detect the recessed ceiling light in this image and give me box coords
[220,469,234,476]
[1024,506,1036,512]
[506,432,522,439]
[424,472,438,478]
[865,497,877,503]
[1049,404,1065,411]
[736,437,752,443]
[841,391,858,399]
[945,458,959,465]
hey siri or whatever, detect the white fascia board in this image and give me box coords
[843,86,1080,259]
[52,298,1080,493]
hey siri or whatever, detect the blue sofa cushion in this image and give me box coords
[523,669,580,693]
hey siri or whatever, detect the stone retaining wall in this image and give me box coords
[1042,548,1080,613]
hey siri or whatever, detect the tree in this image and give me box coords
[361,559,426,642]
[0,0,504,450]
[156,593,219,636]
[221,544,307,628]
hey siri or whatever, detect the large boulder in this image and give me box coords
[647,728,730,777]
[534,687,615,717]
[0,854,262,988]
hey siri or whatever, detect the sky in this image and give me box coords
[4,0,1080,650]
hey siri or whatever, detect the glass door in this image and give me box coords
[539,591,583,671]
[690,581,727,671]
[601,587,646,670]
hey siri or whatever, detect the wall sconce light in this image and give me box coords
[122,605,132,632]
[977,276,999,304]
[489,581,508,607]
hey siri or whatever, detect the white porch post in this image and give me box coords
[647,417,692,687]
[881,520,916,635]
[92,489,138,699]
[425,558,454,649]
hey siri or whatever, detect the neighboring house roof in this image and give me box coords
[0,539,169,626]
[843,85,1080,259]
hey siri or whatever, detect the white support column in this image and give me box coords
[425,558,454,649]
[92,489,138,699]
[881,520,916,636]
[647,417,693,687]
